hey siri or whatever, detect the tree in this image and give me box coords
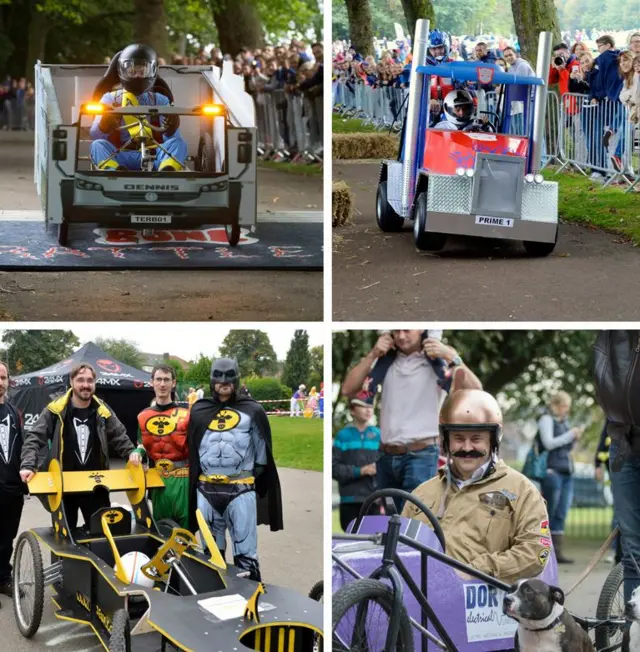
[95,338,145,369]
[133,0,170,59]
[344,0,374,56]
[219,330,278,377]
[332,330,599,420]
[184,354,213,389]
[399,0,435,40]
[282,330,311,391]
[308,344,324,390]
[511,0,561,65]
[3,330,79,375]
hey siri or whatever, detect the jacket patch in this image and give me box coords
[539,536,552,546]
[479,491,509,510]
[540,519,550,536]
[500,489,518,501]
[538,547,550,565]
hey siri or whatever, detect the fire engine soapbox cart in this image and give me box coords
[34,60,258,246]
[377,21,559,256]
[332,489,627,652]
[13,460,323,651]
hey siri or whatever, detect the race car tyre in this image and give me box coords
[225,222,240,246]
[413,192,446,251]
[196,133,215,173]
[595,562,624,651]
[13,531,45,638]
[109,609,132,652]
[308,580,323,602]
[332,578,413,652]
[523,226,558,257]
[58,221,69,247]
[376,181,404,232]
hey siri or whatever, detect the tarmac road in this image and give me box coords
[0,133,323,321]
[0,464,322,651]
[333,161,640,320]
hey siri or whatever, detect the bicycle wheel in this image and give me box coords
[332,578,414,652]
[595,562,625,650]
[12,532,45,638]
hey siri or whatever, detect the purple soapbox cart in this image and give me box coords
[332,489,626,652]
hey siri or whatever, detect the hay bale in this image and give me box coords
[332,181,354,227]
[333,133,399,160]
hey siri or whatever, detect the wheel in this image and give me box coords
[109,608,131,652]
[332,578,414,652]
[57,221,69,246]
[309,580,323,602]
[523,225,558,257]
[156,518,182,540]
[413,192,446,252]
[376,181,404,232]
[595,562,625,651]
[12,531,45,638]
[196,133,214,173]
[225,222,240,246]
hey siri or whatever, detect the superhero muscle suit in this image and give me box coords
[89,44,187,171]
[187,360,283,582]
[136,402,190,529]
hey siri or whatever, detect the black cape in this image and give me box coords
[187,396,283,534]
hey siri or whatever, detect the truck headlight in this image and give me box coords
[465,168,474,178]
[524,173,534,183]
[456,167,465,177]
[534,174,544,184]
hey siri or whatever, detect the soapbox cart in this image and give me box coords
[332,489,627,652]
[376,20,559,256]
[13,460,323,651]
[34,61,258,246]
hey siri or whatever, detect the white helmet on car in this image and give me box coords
[443,89,475,127]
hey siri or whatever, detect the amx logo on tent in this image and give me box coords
[123,184,180,191]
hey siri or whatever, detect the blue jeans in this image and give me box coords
[376,445,439,512]
[609,442,640,603]
[541,469,573,534]
[90,133,188,170]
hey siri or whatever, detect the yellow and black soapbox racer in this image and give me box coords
[13,460,323,651]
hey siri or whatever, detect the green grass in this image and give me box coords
[269,416,323,472]
[543,168,640,244]
[332,114,380,134]
[258,161,323,177]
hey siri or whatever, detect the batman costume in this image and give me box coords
[188,358,283,581]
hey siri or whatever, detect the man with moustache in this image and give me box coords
[342,330,482,509]
[19,363,141,531]
[0,361,27,600]
[134,364,190,529]
[402,389,550,584]
[188,358,282,582]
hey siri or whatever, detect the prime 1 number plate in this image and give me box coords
[131,215,172,224]
[475,215,514,228]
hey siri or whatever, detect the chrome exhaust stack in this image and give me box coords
[531,32,553,173]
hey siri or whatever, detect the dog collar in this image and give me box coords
[522,614,564,632]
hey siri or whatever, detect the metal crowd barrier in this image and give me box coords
[333,77,640,191]
[333,78,408,131]
[254,88,323,163]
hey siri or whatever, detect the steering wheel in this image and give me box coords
[463,118,496,133]
[354,488,446,553]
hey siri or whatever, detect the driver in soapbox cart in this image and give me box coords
[90,43,187,172]
[332,389,560,651]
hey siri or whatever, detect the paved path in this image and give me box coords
[0,465,322,651]
[0,133,323,321]
[334,161,640,320]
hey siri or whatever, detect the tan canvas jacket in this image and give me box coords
[401,459,551,584]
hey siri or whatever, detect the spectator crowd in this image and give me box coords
[1,76,35,131]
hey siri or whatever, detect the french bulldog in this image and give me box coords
[503,578,594,651]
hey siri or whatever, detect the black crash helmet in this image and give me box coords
[117,43,158,96]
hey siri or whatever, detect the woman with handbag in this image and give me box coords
[537,391,584,564]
